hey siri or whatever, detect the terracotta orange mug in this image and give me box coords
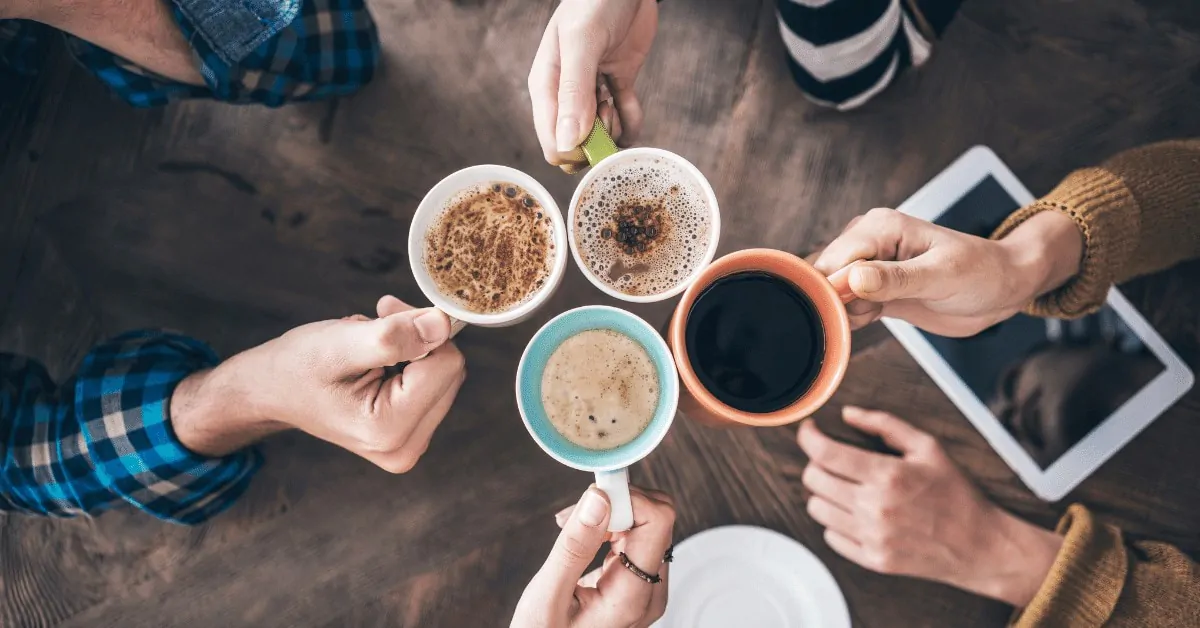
[666,249,853,427]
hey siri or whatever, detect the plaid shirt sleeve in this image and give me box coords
[0,0,379,107]
[1,331,261,525]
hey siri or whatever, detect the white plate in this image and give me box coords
[654,525,851,628]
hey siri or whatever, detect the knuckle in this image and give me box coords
[865,207,897,224]
[656,501,678,528]
[558,78,586,98]
[359,425,405,454]
[868,548,898,574]
[379,452,420,474]
[559,534,594,565]
[879,467,906,492]
[800,464,817,490]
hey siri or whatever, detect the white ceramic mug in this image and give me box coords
[408,165,569,332]
[567,144,722,304]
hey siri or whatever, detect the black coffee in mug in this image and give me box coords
[683,271,825,413]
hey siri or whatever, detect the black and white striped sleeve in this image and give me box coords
[775,0,962,110]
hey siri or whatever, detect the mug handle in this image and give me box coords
[581,117,621,168]
[594,467,634,532]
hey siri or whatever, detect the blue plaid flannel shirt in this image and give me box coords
[1,331,262,524]
[0,0,378,107]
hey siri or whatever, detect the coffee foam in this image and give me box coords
[574,156,712,296]
[424,182,555,314]
[541,329,659,450]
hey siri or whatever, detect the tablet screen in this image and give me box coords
[920,176,1166,468]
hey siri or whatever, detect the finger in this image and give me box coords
[529,17,569,165]
[845,299,883,330]
[848,258,942,304]
[381,342,465,419]
[342,314,371,322]
[806,496,862,540]
[823,528,868,566]
[532,488,612,599]
[379,363,466,470]
[376,295,415,318]
[628,485,675,509]
[596,491,674,614]
[796,420,892,482]
[636,562,669,628]
[812,208,921,276]
[841,406,935,457]
[608,74,643,147]
[555,23,603,152]
[801,464,859,510]
[341,308,452,370]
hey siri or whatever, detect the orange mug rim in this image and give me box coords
[668,249,851,427]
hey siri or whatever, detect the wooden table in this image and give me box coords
[2,0,1199,626]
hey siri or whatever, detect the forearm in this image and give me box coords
[170,363,288,458]
[950,506,1063,609]
[993,139,1200,318]
[1,332,262,523]
[23,0,203,85]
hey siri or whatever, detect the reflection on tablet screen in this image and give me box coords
[921,177,1166,468]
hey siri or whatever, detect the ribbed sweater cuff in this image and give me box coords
[991,167,1139,318]
[1010,505,1127,628]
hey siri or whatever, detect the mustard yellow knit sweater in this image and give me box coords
[991,139,1200,627]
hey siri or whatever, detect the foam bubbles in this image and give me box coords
[574,157,712,296]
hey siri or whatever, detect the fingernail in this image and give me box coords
[414,310,448,344]
[843,405,863,418]
[852,266,883,294]
[577,489,608,527]
[556,118,581,152]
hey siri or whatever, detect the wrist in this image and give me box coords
[998,211,1085,306]
[970,508,1063,607]
[170,359,287,457]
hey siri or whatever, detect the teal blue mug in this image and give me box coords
[516,306,679,531]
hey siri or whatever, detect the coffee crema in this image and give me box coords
[425,182,554,314]
[574,157,711,296]
[541,329,659,450]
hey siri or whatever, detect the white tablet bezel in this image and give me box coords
[883,146,1195,501]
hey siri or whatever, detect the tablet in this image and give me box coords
[884,146,1195,501]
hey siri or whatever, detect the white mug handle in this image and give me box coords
[595,468,633,532]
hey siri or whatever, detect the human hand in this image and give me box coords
[512,486,675,628]
[797,407,1061,607]
[813,208,1084,336]
[528,0,658,172]
[176,295,466,472]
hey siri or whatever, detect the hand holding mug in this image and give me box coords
[813,208,1084,337]
[512,486,675,628]
[797,407,1062,607]
[196,295,466,473]
[528,0,658,171]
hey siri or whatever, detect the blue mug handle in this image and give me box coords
[595,468,634,532]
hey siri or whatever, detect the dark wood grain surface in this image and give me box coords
[2,0,1200,626]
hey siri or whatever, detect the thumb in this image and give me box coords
[534,488,611,597]
[555,29,601,152]
[341,308,451,370]
[848,258,940,303]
